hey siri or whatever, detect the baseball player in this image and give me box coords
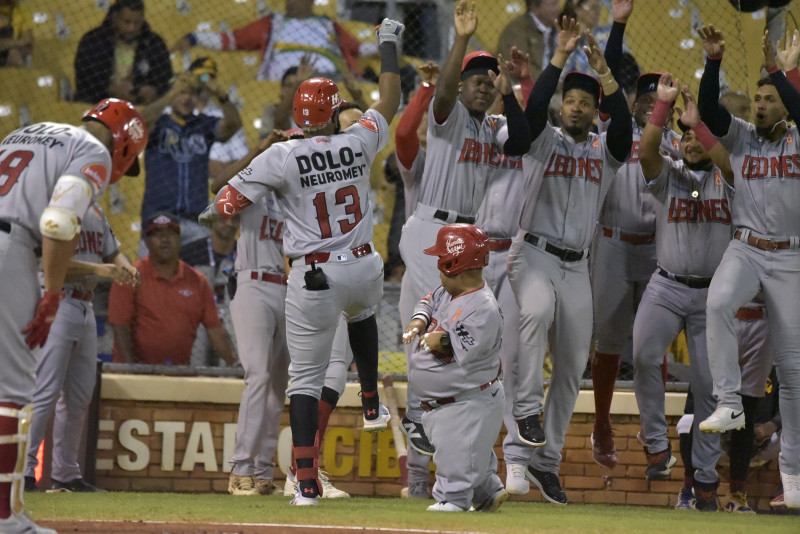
[25,203,137,493]
[199,18,404,506]
[398,0,529,459]
[403,224,508,513]
[505,18,632,504]
[589,0,682,469]
[697,26,800,509]
[634,77,733,511]
[0,98,147,534]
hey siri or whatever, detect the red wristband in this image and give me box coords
[768,65,781,75]
[692,121,718,152]
[648,99,672,128]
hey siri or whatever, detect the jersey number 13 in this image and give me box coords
[312,185,363,239]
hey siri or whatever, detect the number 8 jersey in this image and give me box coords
[228,109,389,259]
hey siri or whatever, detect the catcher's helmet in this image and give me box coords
[293,77,345,128]
[83,98,148,184]
[424,223,489,276]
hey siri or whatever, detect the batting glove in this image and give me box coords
[198,202,221,228]
[23,290,64,349]
[376,18,404,45]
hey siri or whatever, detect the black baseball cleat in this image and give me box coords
[526,467,567,505]
[644,446,677,481]
[517,414,546,447]
[692,480,720,512]
[400,415,435,456]
[24,476,38,492]
[47,477,107,493]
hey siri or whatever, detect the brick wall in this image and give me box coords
[92,398,783,511]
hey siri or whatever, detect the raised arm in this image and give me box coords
[206,78,243,142]
[505,46,534,106]
[369,19,405,124]
[489,55,531,155]
[585,32,632,162]
[776,29,800,89]
[599,0,632,116]
[525,17,582,140]
[764,31,800,125]
[433,0,477,122]
[697,25,732,136]
[395,63,438,169]
[639,74,678,180]
[678,87,733,185]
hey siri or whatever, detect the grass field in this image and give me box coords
[25,492,799,534]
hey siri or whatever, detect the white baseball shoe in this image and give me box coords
[699,407,745,433]
[505,463,530,495]
[319,470,350,499]
[363,403,391,432]
[290,490,319,506]
[426,501,466,512]
[0,512,57,534]
[283,471,297,497]
[781,471,800,509]
[228,473,259,495]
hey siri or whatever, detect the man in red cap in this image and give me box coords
[397,0,530,470]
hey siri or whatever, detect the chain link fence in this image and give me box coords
[2,0,797,380]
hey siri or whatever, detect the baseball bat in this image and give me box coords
[381,375,409,496]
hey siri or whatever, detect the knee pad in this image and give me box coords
[0,404,33,515]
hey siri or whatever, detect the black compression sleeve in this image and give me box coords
[525,63,562,140]
[604,89,633,162]
[502,92,531,156]
[698,58,731,137]
[769,67,800,126]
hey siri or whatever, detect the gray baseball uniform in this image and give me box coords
[475,155,529,467]
[25,204,118,483]
[735,293,772,399]
[592,122,681,354]
[507,120,627,474]
[0,123,111,406]
[227,109,388,399]
[633,158,733,484]
[229,193,290,480]
[399,100,506,424]
[409,285,505,511]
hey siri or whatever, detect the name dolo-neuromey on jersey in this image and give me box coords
[295,146,367,188]
[2,123,72,149]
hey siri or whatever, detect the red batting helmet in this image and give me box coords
[83,98,148,184]
[293,77,345,128]
[424,223,489,276]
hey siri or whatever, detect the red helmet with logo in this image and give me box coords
[293,77,345,128]
[83,98,148,184]
[424,223,489,276]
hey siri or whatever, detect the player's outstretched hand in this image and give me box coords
[23,291,63,349]
[505,46,531,81]
[453,0,477,38]
[420,332,446,353]
[489,54,513,96]
[109,265,140,287]
[656,73,680,104]
[419,62,440,86]
[698,25,725,59]
[611,0,634,24]
[556,16,582,55]
[678,86,700,128]
[763,30,777,72]
[402,318,427,345]
[376,18,405,45]
[583,32,609,75]
[776,29,800,71]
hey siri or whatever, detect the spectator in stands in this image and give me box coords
[139,71,242,258]
[258,60,314,139]
[496,0,562,80]
[73,0,171,104]
[719,91,751,123]
[188,57,250,184]
[0,0,33,67]
[109,212,235,366]
[561,0,632,78]
[170,0,379,81]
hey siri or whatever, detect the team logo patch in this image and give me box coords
[672,139,680,152]
[178,289,194,297]
[714,171,722,187]
[128,118,145,143]
[359,117,379,132]
[81,163,108,189]
[445,236,465,256]
[592,138,599,148]
[787,133,794,144]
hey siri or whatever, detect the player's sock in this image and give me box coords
[729,395,759,482]
[317,387,340,445]
[348,316,379,393]
[289,395,321,498]
[591,352,620,431]
[0,403,23,519]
